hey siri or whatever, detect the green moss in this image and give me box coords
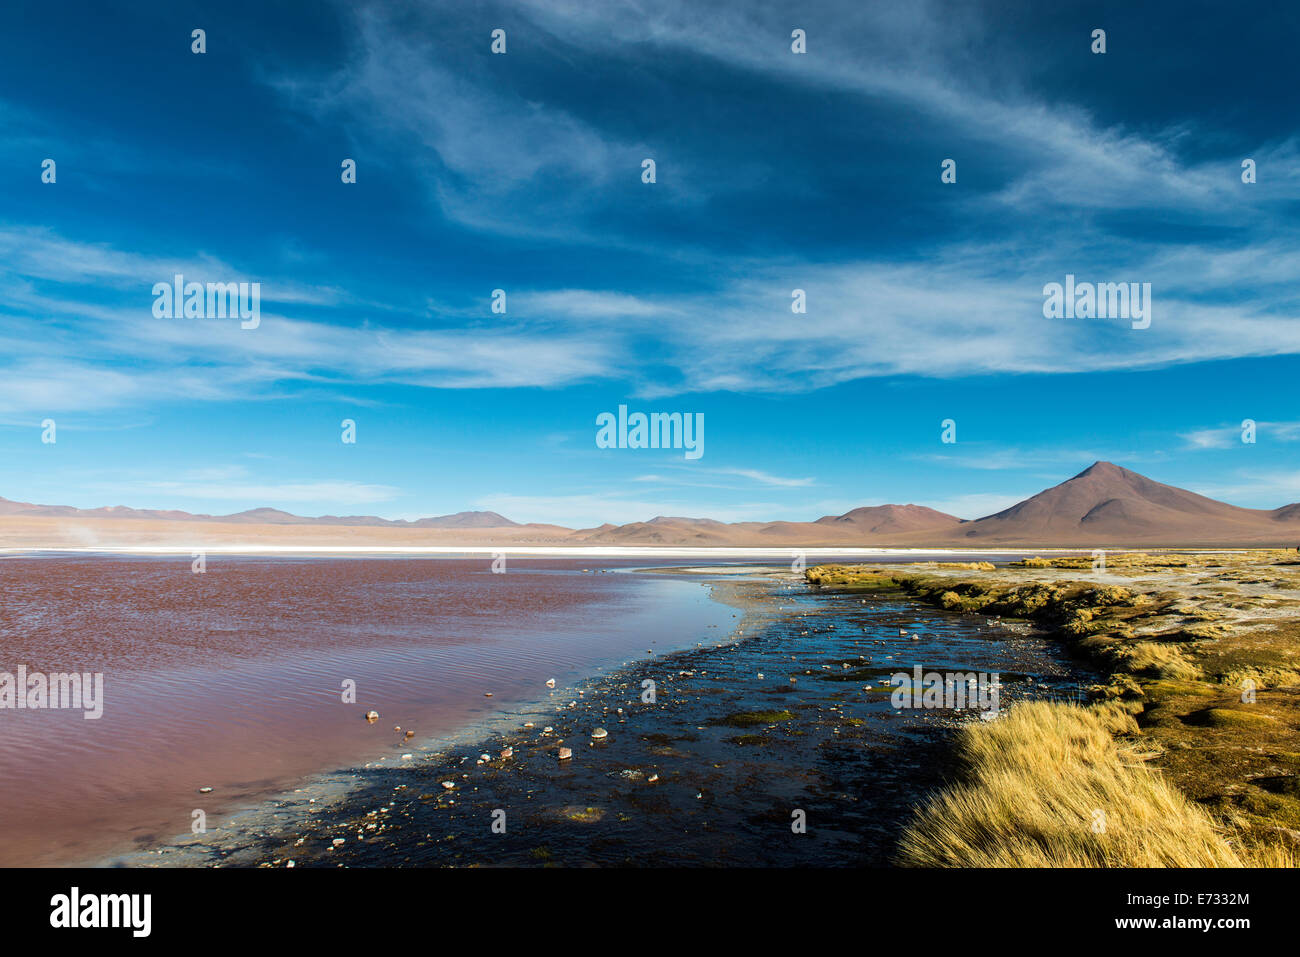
[717,709,795,728]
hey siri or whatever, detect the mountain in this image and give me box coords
[928,461,1300,545]
[815,503,963,535]
[3,463,1299,547]
[574,506,961,546]
[0,497,518,529]
[409,511,518,528]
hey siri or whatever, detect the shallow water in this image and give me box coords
[138,571,1093,868]
[0,557,735,866]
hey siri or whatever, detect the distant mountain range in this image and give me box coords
[3,462,1299,547]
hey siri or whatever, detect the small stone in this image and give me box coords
[558,747,573,761]
[401,753,413,760]
[365,710,379,722]
[332,838,345,847]
[484,692,493,697]
[198,786,213,794]
[591,728,608,740]
[546,678,556,688]
[501,747,514,759]
[404,730,415,740]
[647,774,659,783]
[441,781,455,790]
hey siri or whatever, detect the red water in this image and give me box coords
[0,557,732,866]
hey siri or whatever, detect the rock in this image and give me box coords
[543,726,553,733]
[591,728,608,740]
[484,692,493,697]
[480,753,491,762]
[404,730,415,740]
[647,773,659,783]
[401,753,413,760]
[501,747,514,759]
[546,678,556,688]
[365,710,379,722]
[441,781,455,790]
[332,838,345,847]
[558,747,573,761]
[198,786,213,794]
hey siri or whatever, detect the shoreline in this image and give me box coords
[101,572,765,868]
[123,566,1091,868]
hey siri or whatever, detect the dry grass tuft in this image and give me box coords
[897,702,1296,867]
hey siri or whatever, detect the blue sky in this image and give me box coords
[1,0,1298,525]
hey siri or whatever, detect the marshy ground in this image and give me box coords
[808,550,1300,865]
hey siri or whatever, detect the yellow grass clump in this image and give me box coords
[896,701,1295,867]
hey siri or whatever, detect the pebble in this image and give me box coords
[591,727,608,739]
[365,710,379,722]
[546,678,556,688]
[441,781,456,790]
[198,786,213,794]
[558,747,573,761]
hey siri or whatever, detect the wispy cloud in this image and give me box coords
[1181,421,1300,450]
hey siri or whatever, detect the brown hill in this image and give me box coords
[923,461,1300,546]
[3,463,1298,547]
[815,503,963,535]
